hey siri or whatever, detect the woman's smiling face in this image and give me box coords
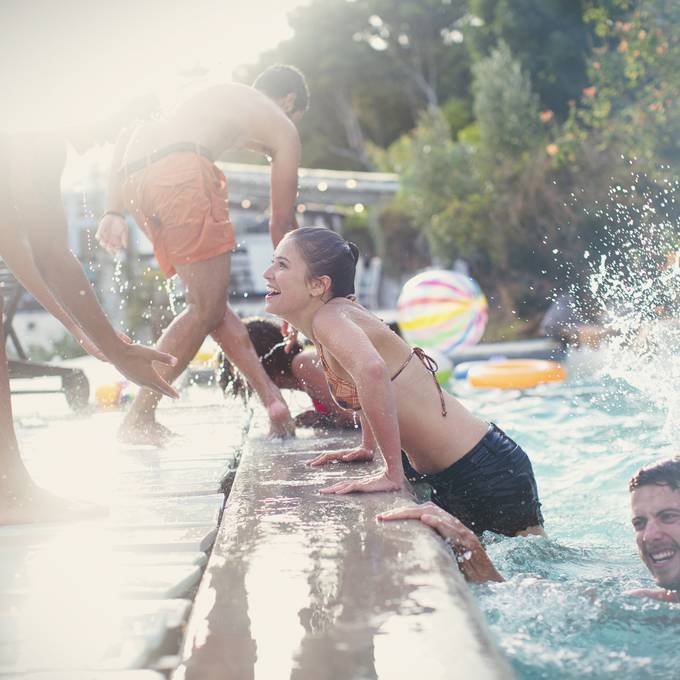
[263,235,314,318]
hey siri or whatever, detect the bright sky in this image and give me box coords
[1,0,309,132]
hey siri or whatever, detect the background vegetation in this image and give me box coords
[240,0,680,333]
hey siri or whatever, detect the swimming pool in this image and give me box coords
[9,347,678,679]
[454,352,678,680]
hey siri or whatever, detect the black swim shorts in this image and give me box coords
[404,424,544,537]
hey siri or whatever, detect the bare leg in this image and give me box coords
[0,296,101,523]
[120,255,232,444]
[211,306,294,437]
[121,253,293,443]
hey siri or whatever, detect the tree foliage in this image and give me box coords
[241,0,470,169]
[240,0,680,324]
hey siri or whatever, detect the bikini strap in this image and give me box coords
[413,347,448,417]
[317,344,330,371]
[390,348,415,381]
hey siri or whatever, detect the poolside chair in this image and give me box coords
[1,260,90,410]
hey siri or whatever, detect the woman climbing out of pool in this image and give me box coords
[263,226,544,537]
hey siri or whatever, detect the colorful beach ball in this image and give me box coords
[397,270,488,355]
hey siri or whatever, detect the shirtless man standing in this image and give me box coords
[96,65,308,443]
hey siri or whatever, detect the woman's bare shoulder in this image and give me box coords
[313,301,393,349]
[311,300,352,336]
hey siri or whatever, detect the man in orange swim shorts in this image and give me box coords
[96,65,308,443]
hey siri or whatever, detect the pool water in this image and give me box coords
[454,351,679,680]
[10,349,678,678]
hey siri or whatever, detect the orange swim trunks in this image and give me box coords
[121,152,236,277]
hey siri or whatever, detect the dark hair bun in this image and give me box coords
[290,226,358,298]
[347,241,360,265]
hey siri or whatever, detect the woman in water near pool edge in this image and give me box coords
[263,226,544,537]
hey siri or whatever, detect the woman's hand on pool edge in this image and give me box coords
[319,470,404,494]
[306,447,374,467]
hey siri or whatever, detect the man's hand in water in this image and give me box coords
[110,343,179,399]
[96,214,129,256]
[306,446,374,467]
[378,502,504,583]
[625,587,679,602]
[319,470,403,495]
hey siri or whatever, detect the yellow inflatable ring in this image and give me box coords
[467,359,566,389]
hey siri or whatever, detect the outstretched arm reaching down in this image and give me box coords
[6,134,179,398]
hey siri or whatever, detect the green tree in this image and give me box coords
[242,0,471,169]
[468,0,591,118]
[472,41,541,161]
[580,0,680,164]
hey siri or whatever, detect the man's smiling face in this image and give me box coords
[631,483,680,590]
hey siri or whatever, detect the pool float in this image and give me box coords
[467,359,566,389]
[453,356,507,380]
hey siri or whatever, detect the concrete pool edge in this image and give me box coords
[174,429,514,679]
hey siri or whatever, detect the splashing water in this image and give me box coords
[166,277,179,317]
[578,174,680,439]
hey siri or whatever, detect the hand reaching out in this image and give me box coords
[110,343,179,399]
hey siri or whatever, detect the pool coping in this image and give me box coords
[174,428,514,680]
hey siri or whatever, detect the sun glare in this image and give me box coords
[0,0,307,133]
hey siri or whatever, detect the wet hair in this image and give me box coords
[287,226,360,299]
[629,457,680,492]
[253,64,310,113]
[218,317,302,400]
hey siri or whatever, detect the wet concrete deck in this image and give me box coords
[176,425,512,680]
[2,380,241,679]
[7,365,512,679]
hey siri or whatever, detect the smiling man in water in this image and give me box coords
[381,457,680,599]
[627,457,680,602]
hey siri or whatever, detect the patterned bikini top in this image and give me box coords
[317,345,447,416]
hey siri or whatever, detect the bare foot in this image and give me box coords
[267,399,295,438]
[0,480,106,525]
[119,416,178,446]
